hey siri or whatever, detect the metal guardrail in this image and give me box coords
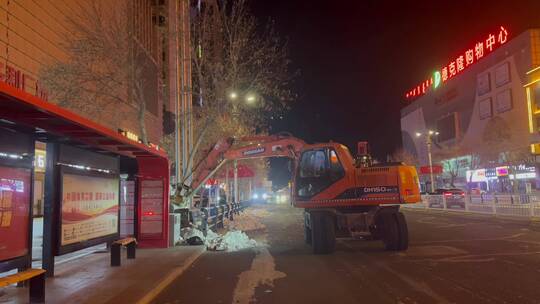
[404,194,540,218]
[200,202,248,235]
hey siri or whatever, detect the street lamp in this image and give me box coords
[245,94,256,104]
[416,130,439,193]
[229,92,238,100]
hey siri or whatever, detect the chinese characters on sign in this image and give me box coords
[405,26,509,100]
[61,174,119,246]
[140,179,164,239]
[0,62,49,101]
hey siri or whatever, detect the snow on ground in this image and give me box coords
[181,227,259,252]
[224,207,269,232]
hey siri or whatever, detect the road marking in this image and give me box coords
[232,247,286,304]
[136,247,205,304]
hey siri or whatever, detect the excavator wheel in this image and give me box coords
[395,212,409,251]
[310,211,336,254]
[379,211,409,251]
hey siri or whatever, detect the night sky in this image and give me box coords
[251,0,540,160]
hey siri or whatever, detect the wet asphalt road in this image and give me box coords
[153,204,540,304]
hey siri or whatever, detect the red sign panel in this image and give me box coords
[139,179,164,239]
[419,165,443,175]
[405,26,509,100]
[0,166,31,262]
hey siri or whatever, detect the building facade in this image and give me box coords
[0,0,166,144]
[401,27,540,192]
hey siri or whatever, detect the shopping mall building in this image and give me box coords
[401,26,540,193]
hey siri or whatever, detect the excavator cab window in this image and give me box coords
[296,148,344,199]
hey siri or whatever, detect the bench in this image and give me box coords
[0,268,46,303]
[111,237,137,267]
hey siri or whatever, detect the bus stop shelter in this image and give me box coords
[0,82,170,276]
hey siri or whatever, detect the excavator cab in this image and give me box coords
[296,148,345,199]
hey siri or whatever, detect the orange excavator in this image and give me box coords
[187,133,421,254]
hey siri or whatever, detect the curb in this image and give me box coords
[136,246,206,304]
[403,207,540,224]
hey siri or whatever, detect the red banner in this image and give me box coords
[0,166,31,262]
[419,165,443,175]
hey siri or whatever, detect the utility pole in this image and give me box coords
[427,135,435,193]
[416,130,439,193]
[177,0,193,204]
[168,0,180,186]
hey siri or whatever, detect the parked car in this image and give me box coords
[429,188,466,209]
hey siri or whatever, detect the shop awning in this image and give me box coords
[0,82,167,160]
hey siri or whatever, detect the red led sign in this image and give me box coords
[405,26,509,101]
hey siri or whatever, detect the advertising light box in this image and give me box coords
[60,173,119,247]
[140,179,164,239]
[0,166,31,262]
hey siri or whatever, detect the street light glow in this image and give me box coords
[428,130,434,135]
[229,92,238,100]
[416,132,422,137]
[246,95,256,103]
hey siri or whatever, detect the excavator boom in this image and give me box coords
[189,134,305,196]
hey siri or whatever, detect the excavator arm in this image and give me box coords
[187,134,305,198]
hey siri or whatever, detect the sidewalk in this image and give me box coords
[0,246,205,304]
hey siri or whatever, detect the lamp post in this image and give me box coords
[227,90,258,203]
[416,130,439,193]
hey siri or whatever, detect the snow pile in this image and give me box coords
[204,229,224,251]
[181,227,258,252]
[220,231,258,252]
[181,227,204,241]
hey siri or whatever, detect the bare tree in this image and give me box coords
[480,116,535,192]
[175,0,295,198]
[389,148,418,166]
[40,0,154,144]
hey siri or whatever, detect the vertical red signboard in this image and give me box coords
[139,179,165,244]
[0,166,31,261]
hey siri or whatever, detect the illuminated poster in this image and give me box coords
[0,166,30,262]
[140,179,164,239]
[61,174,119,246]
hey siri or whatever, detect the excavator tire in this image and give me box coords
[310,211,335,254]
[380,211,409,251]
[395,212,409,251]
[380,212,400,251]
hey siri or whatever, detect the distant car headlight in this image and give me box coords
[253,194,259,199]
[262,193,268,200]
